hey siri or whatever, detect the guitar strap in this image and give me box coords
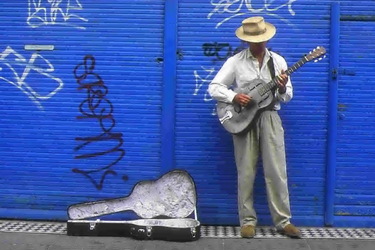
[267,54,278,108]
[267,55,276,86]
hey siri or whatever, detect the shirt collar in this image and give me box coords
[247,48,271,61]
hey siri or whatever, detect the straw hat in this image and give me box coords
[235,16,276,43]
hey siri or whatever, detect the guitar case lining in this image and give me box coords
[67,170,200,241]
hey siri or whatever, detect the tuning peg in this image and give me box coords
[314,56,326,62]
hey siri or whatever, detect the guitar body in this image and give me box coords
[215,46,327,134]
[216,78,275,135]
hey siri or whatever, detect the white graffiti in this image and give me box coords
[0,46,64,110]
[27,0,88,30]
[193,66,216,101]
[208,0,297,28]
[193,66,217,115]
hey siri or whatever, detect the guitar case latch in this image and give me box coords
[89,219,100,231]
[146,226,152,238]
[191,227,196,238]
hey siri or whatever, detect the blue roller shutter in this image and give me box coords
[0,0,164,220]
[1,0,375,228]
[175,1,331,225]
[335,0,375,227]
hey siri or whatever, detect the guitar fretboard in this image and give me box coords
[258,57,308,96]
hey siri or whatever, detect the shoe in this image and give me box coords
[240,225,256,238]
[277,224,302,238]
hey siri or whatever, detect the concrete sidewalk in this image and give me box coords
[1,231,374,250]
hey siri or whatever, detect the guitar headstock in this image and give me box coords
[305,46,326,62]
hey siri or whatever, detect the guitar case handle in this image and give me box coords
[130,226,153,240]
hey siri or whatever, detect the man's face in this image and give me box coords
[248,41,267,53]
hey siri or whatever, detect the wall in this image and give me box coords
[175,0,330,226]
[0,0,165,220]
[0,0,374,227]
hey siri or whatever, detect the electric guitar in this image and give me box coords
[216,46,326,135]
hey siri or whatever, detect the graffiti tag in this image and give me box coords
[193,41,247,114]
[203,42,244,61]
[0,46,63,110]
[193,66,217,115]
[208,0,297,28]
[193,66,215,99]
[27,0,88,30]
[73,55,127,190]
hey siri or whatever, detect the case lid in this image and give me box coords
[68,170,197,220]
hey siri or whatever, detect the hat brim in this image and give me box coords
[235,23,276,43]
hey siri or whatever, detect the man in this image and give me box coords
[208,16,301,239]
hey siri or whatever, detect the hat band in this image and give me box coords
[244,28,267,36]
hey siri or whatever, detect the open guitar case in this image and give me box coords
[67,170,201,241]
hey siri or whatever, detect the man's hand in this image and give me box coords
[233,93,251,106]
[275,70,288,94]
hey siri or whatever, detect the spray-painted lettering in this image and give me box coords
[203,42,244,61]
[208,0,297,28]
[193,66,217,115]
[193,66,215,100]
[27,0,88,30]
[73,55,127,190]
[0,46,63,110]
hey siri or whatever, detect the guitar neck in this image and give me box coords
[262,56,308,94]
[285,56,308,76]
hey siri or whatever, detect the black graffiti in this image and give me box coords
[202,42,244,61]
[72,55,127,190]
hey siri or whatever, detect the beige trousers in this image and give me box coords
[232,110,291,229]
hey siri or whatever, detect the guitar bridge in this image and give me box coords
[219,111,233,124]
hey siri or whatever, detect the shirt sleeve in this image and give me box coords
[275,56,293,103]
[208,57,237,103]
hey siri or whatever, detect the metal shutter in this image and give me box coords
[335,0,375,227]
[0,0,164,220]
[2,0,375,228]
[175,1,330,225]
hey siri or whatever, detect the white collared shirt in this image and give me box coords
[208,48,293,110]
